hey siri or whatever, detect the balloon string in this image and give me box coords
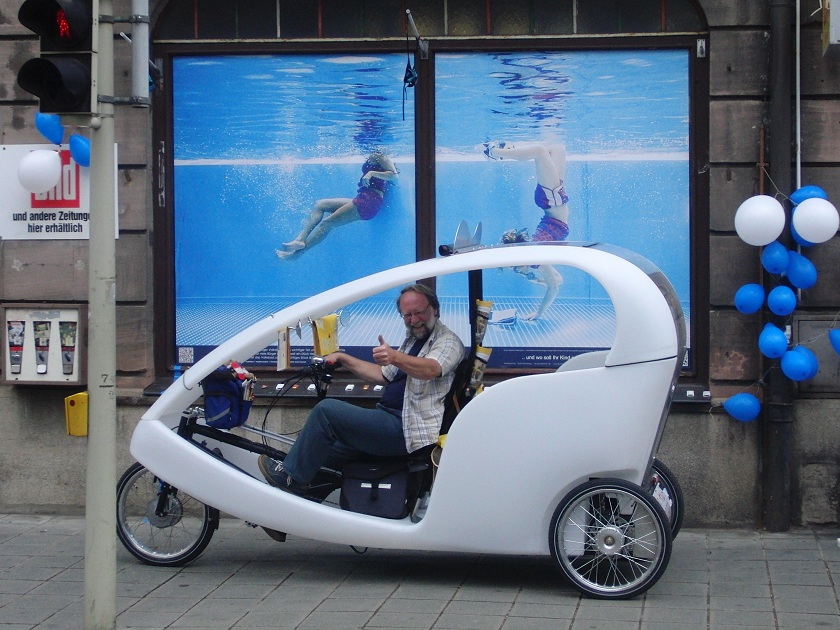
[759,164,791,204]
[799,324,840,347]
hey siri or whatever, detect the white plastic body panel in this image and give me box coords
[131,244,683,555]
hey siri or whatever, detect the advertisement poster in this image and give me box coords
[0,145,90,240]
[172,54,417,366]
[434,50,691,369]
[172,49,691,370]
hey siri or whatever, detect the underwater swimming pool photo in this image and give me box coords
[172,49,691,369]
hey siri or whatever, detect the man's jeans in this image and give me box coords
[282,398,408,484]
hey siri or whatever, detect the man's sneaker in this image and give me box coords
[258,455,308,496]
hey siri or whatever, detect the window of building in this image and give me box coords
[152,0,708,382]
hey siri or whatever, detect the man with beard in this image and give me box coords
[259,283,465,496]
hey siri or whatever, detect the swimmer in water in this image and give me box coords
[485,141,571,320]
[277,152,398,259]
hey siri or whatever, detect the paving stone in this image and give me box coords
[1,516,840,629]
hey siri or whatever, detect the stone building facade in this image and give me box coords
[0,0,839,528]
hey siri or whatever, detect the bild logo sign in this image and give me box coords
[1,144,108,241]
[31,150,81,209]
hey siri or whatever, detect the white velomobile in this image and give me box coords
[120,241,686,599]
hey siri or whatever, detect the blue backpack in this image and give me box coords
[201,363,255,429]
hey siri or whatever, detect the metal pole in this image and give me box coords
[130,0,149,103]
[763,0,794,533]
[84,0,117,626]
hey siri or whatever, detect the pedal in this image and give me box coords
[261,527,287,543]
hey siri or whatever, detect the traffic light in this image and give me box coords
[17,0,98,114]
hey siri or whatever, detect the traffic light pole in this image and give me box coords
[84,0,117,627]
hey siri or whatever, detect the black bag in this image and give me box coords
[441,356,474,436]
[201,363,255,429]
[340,460,412,519]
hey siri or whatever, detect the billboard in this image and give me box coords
[434,50,690,369]
[171,49,691,370]
[172,53,416,366]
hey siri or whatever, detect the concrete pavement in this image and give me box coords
[2,514,840,629]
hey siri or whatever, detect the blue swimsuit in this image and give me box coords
[534,182,570,209]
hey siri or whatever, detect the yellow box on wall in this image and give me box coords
[64,392,88,437]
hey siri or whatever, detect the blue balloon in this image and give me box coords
[790,185,828,205]
[723,392,761,422]
[69,134,90,167]
[781,350,811,380]
[829,329,840,355]
[758,323,788,359]
[761,241,790,275]
[767,285,796,316]
[792,345,819,379]
[791,222,816,247]
[35,113,64,145]
[785,251,817,289]
[734,283,764,314]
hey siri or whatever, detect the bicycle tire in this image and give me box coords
[549,478,672,599]
[649,459,685,538]
[116,462,218,567]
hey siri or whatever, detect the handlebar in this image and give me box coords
[301,356,336,384]
[294,356,335,401]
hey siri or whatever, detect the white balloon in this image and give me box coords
[17,150,61,194]
[792,197,839,244]
[734,195,786,246]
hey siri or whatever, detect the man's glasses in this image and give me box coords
[400,304,432,322]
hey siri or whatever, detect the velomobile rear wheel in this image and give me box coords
[116,462,219,566]
[649,459,684,538]
[549,478,672,599]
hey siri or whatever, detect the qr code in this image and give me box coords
[177,346,195,364]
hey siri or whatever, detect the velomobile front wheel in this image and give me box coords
[116,462,219,566]
[549,478,672,599]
